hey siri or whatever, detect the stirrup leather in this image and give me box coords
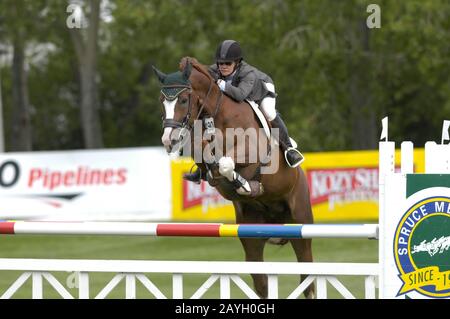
[284,147,304,168]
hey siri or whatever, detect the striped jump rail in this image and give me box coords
[0,221,378,239]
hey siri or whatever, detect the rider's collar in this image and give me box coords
[222,70,236,81]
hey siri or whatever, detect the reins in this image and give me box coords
[161,63,223,132]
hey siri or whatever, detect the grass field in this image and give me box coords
[0,231,378,299]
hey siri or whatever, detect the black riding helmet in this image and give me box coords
[215,40,243,63]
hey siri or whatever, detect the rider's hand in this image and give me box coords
[217,79,226,91]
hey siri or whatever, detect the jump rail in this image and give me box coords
[0,221,379,239]
[0,222,379,299]
[0,259,378,299]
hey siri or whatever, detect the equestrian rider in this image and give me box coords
[184,40,304,184]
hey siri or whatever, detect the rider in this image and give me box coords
[184,40,304,184]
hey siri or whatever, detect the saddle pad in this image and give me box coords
[245,100,271,139]
[244,100,298,149]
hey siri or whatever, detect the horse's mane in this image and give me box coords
[179,56,214,82]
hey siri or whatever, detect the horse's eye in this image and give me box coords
[180,98,188,105]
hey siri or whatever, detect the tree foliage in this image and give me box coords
[0,0,448,152]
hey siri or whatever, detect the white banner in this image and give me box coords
[0,147,171,221]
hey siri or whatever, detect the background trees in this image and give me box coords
[0,0,448,152]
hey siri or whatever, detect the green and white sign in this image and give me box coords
[382,173,450,299]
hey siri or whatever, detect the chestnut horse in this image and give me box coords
[153,57,315,299]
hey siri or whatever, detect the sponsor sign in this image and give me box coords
[308,167,378,210]
[0,148,171,221]
[171,149,425,222]
[390,174,450,299]
[171,159,234,221]
[394,196,450,297]
[301,149,423,221]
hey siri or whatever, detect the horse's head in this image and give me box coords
[152,62,196,154]
[153,57,217,154]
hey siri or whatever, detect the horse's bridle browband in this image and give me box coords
[161,75,222,132]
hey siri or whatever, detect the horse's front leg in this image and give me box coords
[217,157,264,197]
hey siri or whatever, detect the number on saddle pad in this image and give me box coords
[204,117,215,135]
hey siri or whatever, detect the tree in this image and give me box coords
[1,0,449,152]
[0,0,38,151]
[69,0,103,148]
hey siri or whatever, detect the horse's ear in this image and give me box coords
[182,61,192,80]
[152,66,167,84]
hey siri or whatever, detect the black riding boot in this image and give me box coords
[270,114,304,167]
[183,167,203,184]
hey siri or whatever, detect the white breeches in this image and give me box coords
[260,82,277,121]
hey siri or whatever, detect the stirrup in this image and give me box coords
[284,147,304,168]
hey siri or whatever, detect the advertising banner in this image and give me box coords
[171,149,425,222]
[0,147,171,221]
[382,174,450,299]
[0,147,427,222]
[301,149,424,221]
[171,158,234,221]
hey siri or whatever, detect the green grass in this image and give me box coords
[0,235,378,299]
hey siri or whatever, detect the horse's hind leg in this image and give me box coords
[290,239,315,299]
[289,168,316,298]
[239,237,268,298]
[234,202,268,298]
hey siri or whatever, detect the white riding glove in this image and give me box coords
[217,79,226,91]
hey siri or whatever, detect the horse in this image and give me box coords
[152,57,315,299]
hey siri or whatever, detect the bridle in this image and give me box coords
[160,84,193,130]
[161,71,223,133]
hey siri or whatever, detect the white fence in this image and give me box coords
[0,259,378,299]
